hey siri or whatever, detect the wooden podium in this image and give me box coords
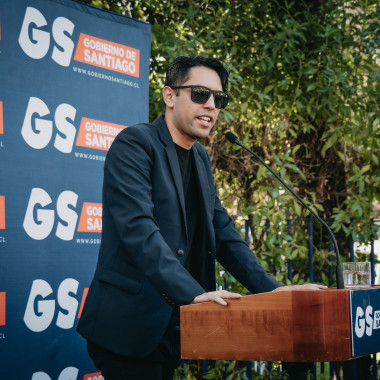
[181,287,380,362]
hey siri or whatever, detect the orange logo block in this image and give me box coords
[77,287,89,320]
[74,33,140,78]
[0,101,3,134]
[0,292,5,326]
[0,196,5,229]
[76,117,126,151]
[83,372,104,380]
[77,203,102,233]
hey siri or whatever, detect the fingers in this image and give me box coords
[192,290,242,306]
[294,284,328,291]
[307,284,328,290]
[217,290,242,299]
[273,284,328,292]
[213,295,227,306]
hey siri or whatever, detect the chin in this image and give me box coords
[196,127,213,139]
[194,132,211,141]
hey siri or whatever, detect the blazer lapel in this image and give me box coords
[154,116,188,238]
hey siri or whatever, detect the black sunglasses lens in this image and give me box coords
[191,87,211,104]
[214,93,229,109]
[190,86,229,109]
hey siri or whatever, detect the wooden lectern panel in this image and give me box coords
[181,289,352,362]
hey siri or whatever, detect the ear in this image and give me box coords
[162,86,176,109]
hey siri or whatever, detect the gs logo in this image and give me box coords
[31,369,104,380]
[354,305,380,338]
[24,278,83,332]
[32,367,78,380]
[21,97,77,154]
[18,7,75,66]
[23,188,79,241]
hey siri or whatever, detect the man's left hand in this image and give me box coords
[273,284,328,292]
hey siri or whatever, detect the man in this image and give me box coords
[77,55,325,379]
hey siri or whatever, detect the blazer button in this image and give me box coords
[177,249,185,257]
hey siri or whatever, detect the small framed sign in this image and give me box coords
[350,288,380,357]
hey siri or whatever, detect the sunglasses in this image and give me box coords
[171,85,229,109]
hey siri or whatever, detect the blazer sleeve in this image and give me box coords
[103,125,205,306]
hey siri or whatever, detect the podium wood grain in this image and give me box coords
[181,289,352,362]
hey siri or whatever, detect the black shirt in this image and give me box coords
[174,143,201,275]
[167,144,202,328]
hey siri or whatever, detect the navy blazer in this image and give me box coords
[77,115,280,358]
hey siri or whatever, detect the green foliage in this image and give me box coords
[174,360,287,380]
[80,0,380,285]
[72,3,379,377]
[173,360,339,379]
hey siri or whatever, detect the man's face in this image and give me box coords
[165,66,223,148]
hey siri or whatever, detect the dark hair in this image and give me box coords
[164,56,229,92]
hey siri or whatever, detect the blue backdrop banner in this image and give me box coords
[0,0,151,378]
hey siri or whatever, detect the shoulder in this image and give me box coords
[112,115,167,148]
[105,117,168,166]
[108,120,162,158]
[115,122,156,145]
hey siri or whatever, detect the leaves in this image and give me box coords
[82,0,380,285]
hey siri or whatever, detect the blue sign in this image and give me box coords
[0,0,151,378]
[350,288,380,357]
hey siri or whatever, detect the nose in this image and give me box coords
[203,94,216,109]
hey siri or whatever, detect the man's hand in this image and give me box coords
[191,290,241,306]
[273,283,328,292]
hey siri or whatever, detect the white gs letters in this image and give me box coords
[23,188,79,241]
[18,7,75,66]
[32,367,79,380]
[355,306,365,338]
[21,97,77,153]
[24,279,79,332]
[355,305,375,338]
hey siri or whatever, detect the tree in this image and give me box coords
[80,0,379,286]
[77,1,380,377]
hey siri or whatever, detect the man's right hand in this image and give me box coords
[191,290,241,306]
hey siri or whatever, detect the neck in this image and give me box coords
[164,115,195,150]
